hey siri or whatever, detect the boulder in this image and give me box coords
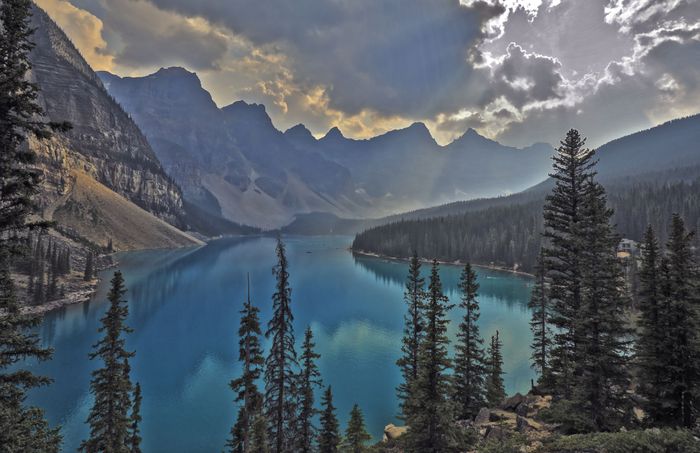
[489,409,517,423]
[484,425,508,441]
[516,415,542,433]
[474,407,491,426]
[501,392,526,411]
[515,402,531,417]
[383,424,408,442]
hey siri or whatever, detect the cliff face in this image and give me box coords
[28,5,187,228]
[99,68,368,229]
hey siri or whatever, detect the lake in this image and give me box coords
[20,236,535,452]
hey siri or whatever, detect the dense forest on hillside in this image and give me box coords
[353,177,700,272]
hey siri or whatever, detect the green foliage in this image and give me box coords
[543,129,595,399]
[662,214,700,428]
[80,271,135,453]
[479,432,528,453]
[404,260,457,453]
[228,276,265,453]
[297,326,322,453]
[396,252,425,421]
[0,1,64,443]
[539,399,598,434]
[543,429,700,452]
[318,386,341,453]
[264,238,299,453]
[343,404,371,453]
[485,331,506,407]
[453,262,486,419]
[528,250,552,387]
[129,383,142,453]
[572,179,632,431]
[635,226,672,426]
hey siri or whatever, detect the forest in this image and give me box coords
[353,176,700,272]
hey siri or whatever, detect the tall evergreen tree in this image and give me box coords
[343,404,371,453]
[249,414,271,453]
[396,251,425,421]
[297,326,322,453]
[405,260,456,453]
[636,225,670,424]
[129,383,142,453]
[228,275,265,453]
[664,214,700,428]
[485,331,505,407]
[0,0,67,449]
[318,386,340,453]
[453,262,486,420]
[0,249,60,451]
[528,250,552,387]
[572,181,632,431]
[264,238,299,453]
[542,129,596,398]
[80,271,135,453]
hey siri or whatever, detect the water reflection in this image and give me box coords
[20,236,535,452]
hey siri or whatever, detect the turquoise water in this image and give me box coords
[21,236,535,452]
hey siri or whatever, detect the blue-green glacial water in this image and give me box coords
[20,236,535,452]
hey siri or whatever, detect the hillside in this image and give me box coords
[51,172,203,251]
[27,5,203,250]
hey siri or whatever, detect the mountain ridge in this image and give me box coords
[28,5,202,250]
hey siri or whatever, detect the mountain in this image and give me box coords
[28,5,202,250]
[98,68,366,229]
[98,68,555,228]
[285,114,700,236]
[349,114,700,270]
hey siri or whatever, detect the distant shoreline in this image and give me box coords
[350,248,535,278]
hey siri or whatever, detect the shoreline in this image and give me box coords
[19,258,119,317]
[350,248,535,278]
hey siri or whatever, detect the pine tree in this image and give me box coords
[571,181,632,431]
[636,225,670,424]
[453,262,486,420]
[228,275,265,453]
[0,249,61,451]
[405,260,456,453]
[249,414,271,453]
[129,383,142,453]
[84,252,94,281]
[485,331,505,407]
[80,271,135,452]
[528,250,552,388]
[542,129,596,398]
[318,386,340,453]
[396,251,425,421]
[343,404,371,453]
[664,214,700,428]
[264,238,299,453]
[0,1,66,448]
[297,326,322,453]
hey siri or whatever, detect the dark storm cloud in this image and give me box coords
[143,0,504,117]
[491,43,566,109]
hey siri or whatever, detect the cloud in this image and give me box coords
[38,0,700,148]
[34,0,113,71]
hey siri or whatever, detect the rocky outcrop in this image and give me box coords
[382,424,408,442]
[29,5,187,229]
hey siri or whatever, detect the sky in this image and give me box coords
[35,0,700,147]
